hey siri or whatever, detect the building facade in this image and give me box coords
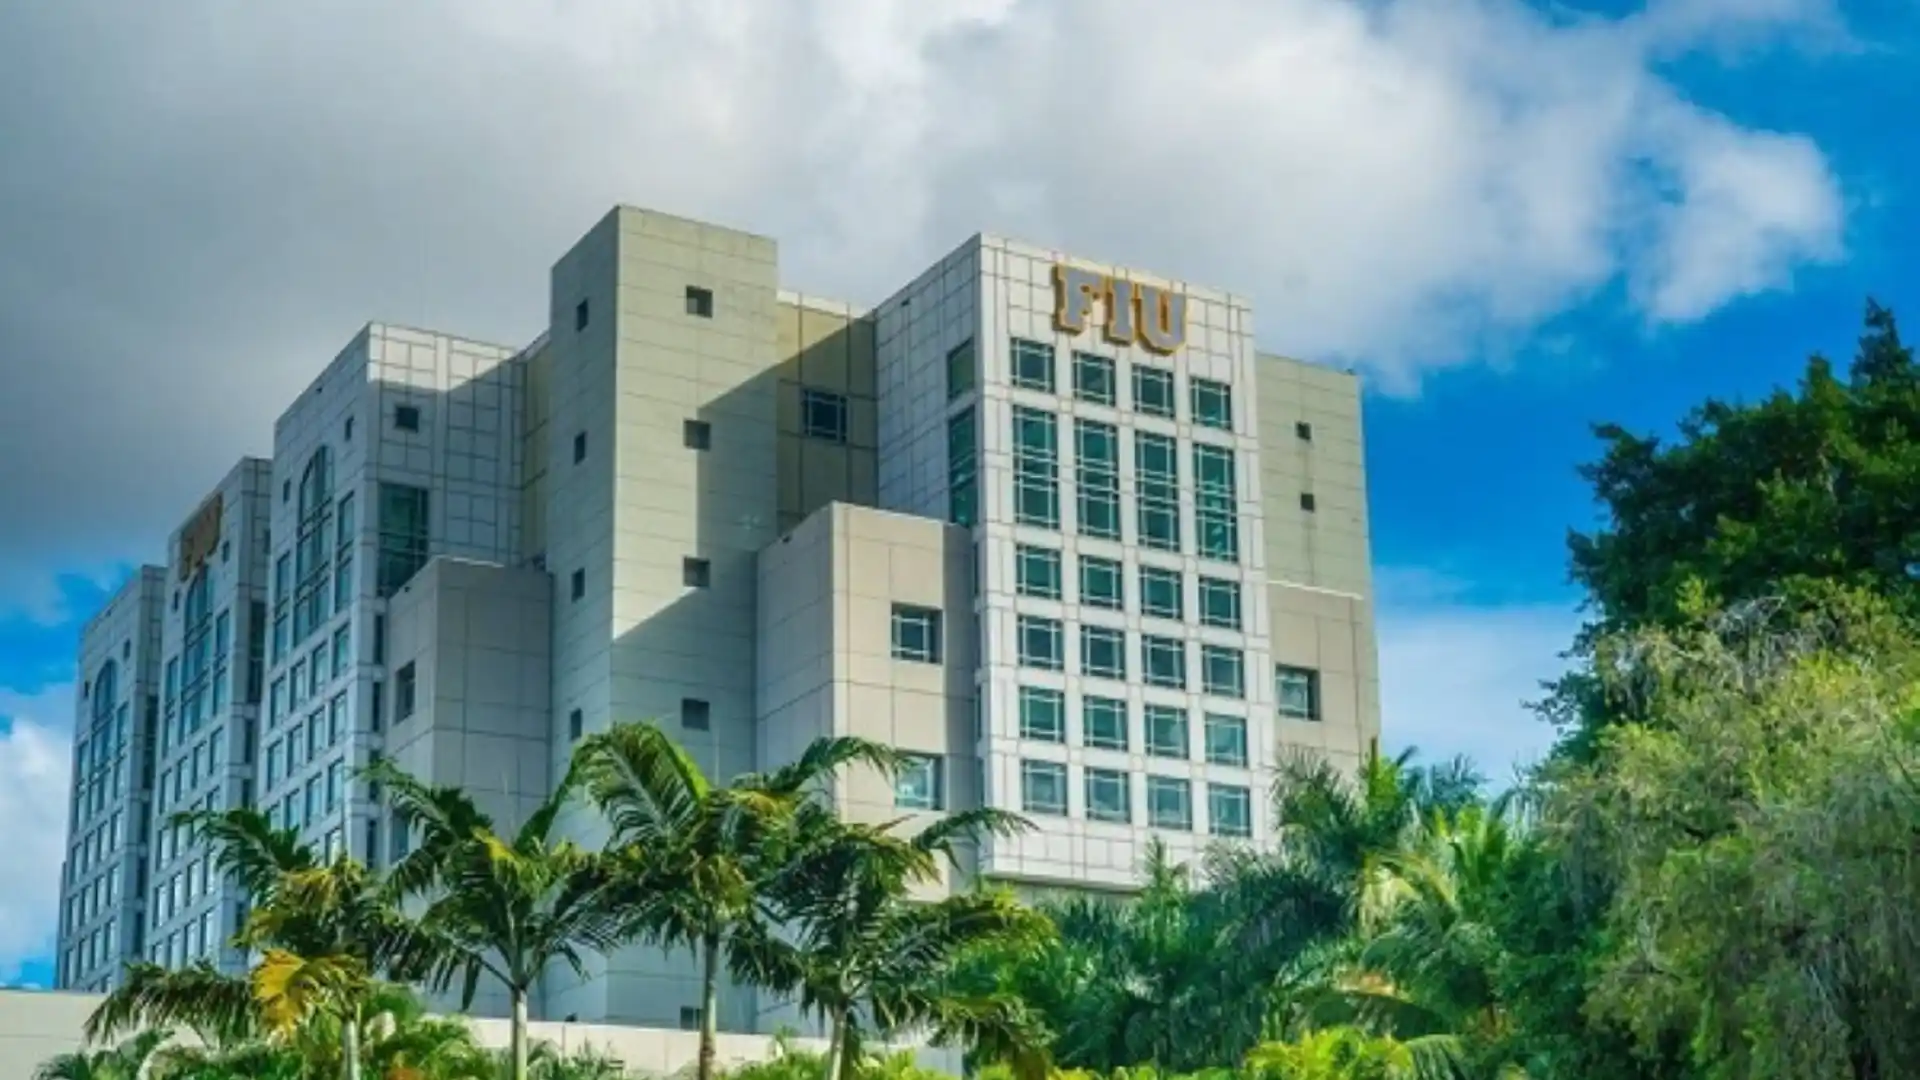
[56,206,1379,1033]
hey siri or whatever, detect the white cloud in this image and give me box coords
[0,0,1850,607]
[1376,573,1582,785]
[0,685,75,982]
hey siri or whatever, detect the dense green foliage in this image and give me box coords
[47,301,1920,1080]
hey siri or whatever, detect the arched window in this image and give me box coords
[293,447,336,645]
[91,660,117,728]
[298,446,333,518]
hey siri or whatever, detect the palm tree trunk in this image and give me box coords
[697,934,721,1080]
[343,1006,363,1080]
[824,1003,850,1080]
[511,986,530,1080]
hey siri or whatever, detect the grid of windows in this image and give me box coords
[1083,696,1129,750]
[1136,433,1181,552]
[1134,366,1176,418]
[1142,635,1187,689]
[1191,378,1233,430]
[1139,566,1183,620]
[1147,776,1192,830]
[1204,713,1249,767]
[1019,687,1066,742]
[1073,352,1117,406]
[1277,665,1321,720]
[1011,338,1056,392]
[1086,768,1131,823]
[1012,407,1060,529]
[1075,418,1122,540]
[1080,555,1123,609]
[949,408,978,527]
[376,484,429,596]
[1202,645,1246,699]
[1198,576,1241,629]
[1194,444,1240,562]
[891,605,943,663]
[1017,545,1062,599]
[1080,625,1126,680]
[1145,705,1189,759]
[1018,615,1064,671]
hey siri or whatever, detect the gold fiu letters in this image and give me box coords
[1052,265,1188,355]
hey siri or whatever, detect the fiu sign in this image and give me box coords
[177,493,224,581]
[1052,265,1188,355]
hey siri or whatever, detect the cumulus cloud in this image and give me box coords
[0,686,76,982]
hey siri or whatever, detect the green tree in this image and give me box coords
[571,722,905,1080]
[33,1029,171,1080]
[368,757,623,1080]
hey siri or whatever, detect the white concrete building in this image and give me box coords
[55,206,1379,1035]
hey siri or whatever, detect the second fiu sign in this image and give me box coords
[1052,265,1187,355]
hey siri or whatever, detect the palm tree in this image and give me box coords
[740,807,1049,1080]
[33,1029,171,1080]
[368,757,624,1080]
[571,722,907,1080]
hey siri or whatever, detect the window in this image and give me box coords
[1133,366,1175,418]
[1276,666,1321,721]
[332,625,351,678]
[395,663,417,721]
[679,1007,703,1032]
[1202,645,1245,699]
[574,299,590,331]
[1019,686,1066,743]
[1079,556,1123,610]
[1198,577,1241,629]
[1194,445,1240,562]
[1145,705,1189,759]
[1135,433,1180,552]
[375,484,429,596]
[681,698,710,731]
[1010,338,1055,392]
[683,558,711,588]
[1083,696,1129,751]
[1075,418,1121,540]
[1300,492,1317,513]
[1080,625,1126,680]
[1073,352,1117,406]
[801,389,848,443]
[684,420,711,450]
[1011,407,1059,529]
[1085,768,1131,823]
[1016,546,1062,600]
[1139,566,1183,620]
[685,286,714,318]
[1204,713,1249,767]
[948,409,978,527]
[947,339,976,400]
[1147,776,1193,830]
[895,754,944,811]
[393,405,421,432]
[1191,379,1233,430]
[1021,760,1068,815]
[570,569,586,601]
[1017,615,1064,671]
[568,708,582,742]
[891,606,943,663]
[1209,783,1253,838]
[573,431,587,464]
[1296,421,1313,441]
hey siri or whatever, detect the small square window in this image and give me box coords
[1202,645,1245,699]
[1020,760,1068,816]
[1017,615,1064,671]
[1300,492,1317,513]
[1085,768,1131,824]
[1133,367,1176,419]
[1209,783,1253,838]
[683,558,711,588]
[1204,713,1249,767]
[1296,421,1313,441]
[575,299,590,331]
[681,698,710,731]
[801,389,849,443]
[394,405,420,432]
[678,1006,702,1031]
[1147,776,1193,831]
[1019,686,1066,742]
[895,753,944,811]
[1191,379,1233,430]
[1139,566,1183,620]
[1010,338,1056,393]
[1142,636,1186,689]
[572,431,587,464]
[1079,625,1126,680]
[684,420,711,450]
[1198,577,1241,630]
[1080,556,1124,610]
[1072,352,1117,406]
[1082,696,1129,751]
[1145,705,1188,759]
[568,709,583,742]
[685,287,714,318]
[1276,666,1321,721]
[891,605,943,664]
[570,569,585,601]
[1016,546,1062,600]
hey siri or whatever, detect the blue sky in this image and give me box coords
[1,0,1913,985]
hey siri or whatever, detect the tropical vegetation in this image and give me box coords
[40,301,1920,1079]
